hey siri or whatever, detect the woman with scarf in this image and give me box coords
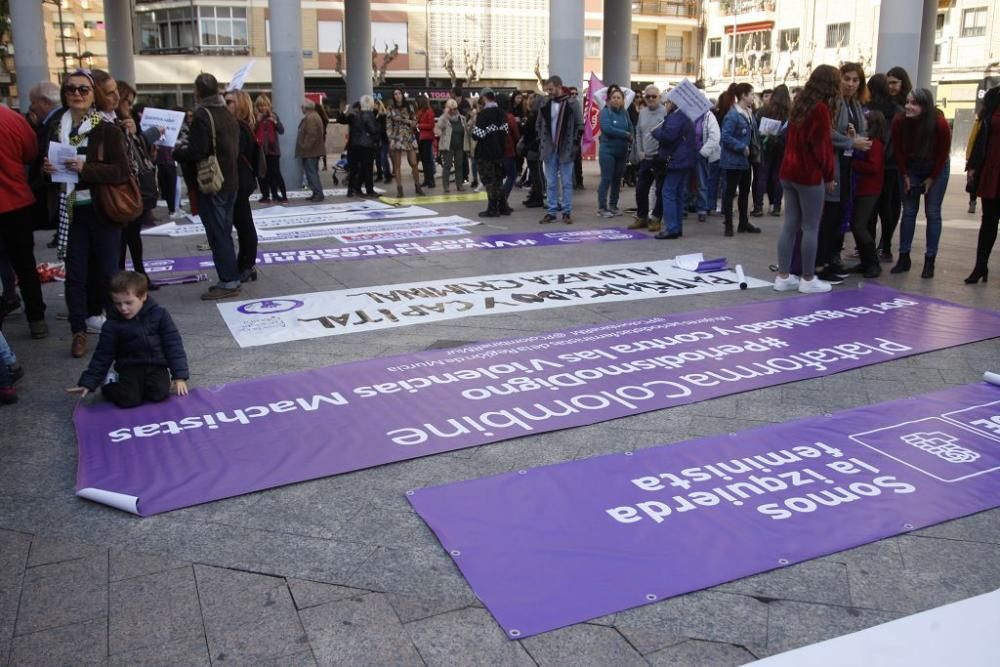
[596,85,634,218]
[43,69,132,358]
[254,95,288,203]
[387,89,424,199]
[225,90,261,283]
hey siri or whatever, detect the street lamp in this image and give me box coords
[424,0,433,89]
[41,0,70,76]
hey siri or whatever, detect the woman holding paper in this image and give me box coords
[773,65,840,294]
[752,85,790,217]
[43,69,132,358]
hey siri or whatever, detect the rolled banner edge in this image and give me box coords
[76,487,140,515]
[984,371,1000,387]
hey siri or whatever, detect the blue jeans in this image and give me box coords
[0,330,15,366]
[899,160,949,257]
[662,169,688,235]
[200,191,240,287]
[635,159,665,220]
[301,157,323,197]
[545,153,575,215]
[597,149,627,210]
[696,156,722,214]
[503,157,517,198]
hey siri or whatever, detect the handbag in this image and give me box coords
[196,108,224,194]
[94,127,143,226]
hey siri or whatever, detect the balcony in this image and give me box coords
[631,1,698,19]
[633,58,696,75]
[720,0,776,16]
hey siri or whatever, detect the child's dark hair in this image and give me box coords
[110,271,150,297]
[865,110,887,144]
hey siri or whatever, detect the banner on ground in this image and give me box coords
[216,260,772,347]
[256,215,478,243]
[334,226,471,244]
[409,381,1000,639]
[251,200,392,220]
[134,228,649,274]
[142,206,440,237]
[74,286,1000,516]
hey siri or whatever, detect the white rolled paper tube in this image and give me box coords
[984,371,1000,387]
[735,264,747,290]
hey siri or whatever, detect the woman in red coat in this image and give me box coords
[965,86,1000,283]
[416,96,437,190]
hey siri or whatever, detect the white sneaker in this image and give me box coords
[798,277,832,294]
[598,209,615,218]
[773,274,800,291]
[85,314,106,333]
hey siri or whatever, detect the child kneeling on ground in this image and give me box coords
[68,271,189,408]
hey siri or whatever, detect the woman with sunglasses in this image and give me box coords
[43,69,132,358]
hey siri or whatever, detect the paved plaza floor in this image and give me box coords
[1,160,998,666]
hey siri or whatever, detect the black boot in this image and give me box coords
[479,195,500,218]
[920,254,936,279]
[860,243,881,279]
[890,252,911,274]
[965,264,989,284]
[724,222,734,237]
[498,196,513,216]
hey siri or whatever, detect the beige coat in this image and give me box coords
[296,110,326,159]
[435,111,473,152]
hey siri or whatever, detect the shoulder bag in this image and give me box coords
[196,108,224,194]
[95,126,143,226]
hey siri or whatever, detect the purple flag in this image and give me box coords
[409,382,1000,638]
[74,286,1000,516]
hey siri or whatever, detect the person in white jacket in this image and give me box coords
[695,108,722,222]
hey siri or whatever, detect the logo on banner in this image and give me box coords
[900,432,980,463]
[237,299,305,315]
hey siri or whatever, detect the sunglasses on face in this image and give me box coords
[64,85,92,96]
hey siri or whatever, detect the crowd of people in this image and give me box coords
[1,63,998,405]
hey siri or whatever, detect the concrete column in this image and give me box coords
[10,0,49,112]
[916,0,938,90]
[104,0,136,84]
[269,0,305,188]
[345,0,373,103]
[602,0,632,89]
[548,0,584,89]
[875,0,922,85]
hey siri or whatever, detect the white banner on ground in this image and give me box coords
[334,226,470,244]
[140,107,186,147]
[217,260,771,347]
[255,214,477,243]
[252,200,393,221]
[143,206,442,238]
[248,187,384,202]
[667,78,713,122]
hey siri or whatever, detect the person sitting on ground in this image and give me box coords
[67,271,189,408]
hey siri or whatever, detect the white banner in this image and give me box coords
[143,206,442,238]
[227,60,255,91]
[217,260,771,347]
[252,200,392,220]
[334,226,469,243]
[249,187,384,202]
[140,107,186,147]
[256,215,479,243]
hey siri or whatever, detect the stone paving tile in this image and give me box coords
[195,565,311,665]
[336,501,439,547]
[0,530,31,654]
[644,639,757,666]
[520,623,648,666]
[108,566,203,656]
[288,578,371,611]
[405,607,535,667]
[107,636,211,667]
[912,508,1000,545]
[346,544,478,606]
[109,548,190,582]
[300,592,423,667]
[712,559,852,606]
[25,535,106,567]
[9,617,107,667]
[15,553,108,636]
[614,590,768,654]
[762,599,900,656]
[386,592,480,624]
[847,535,1000,615]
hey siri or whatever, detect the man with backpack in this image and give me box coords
[173,73,242,300]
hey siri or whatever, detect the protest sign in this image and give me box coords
[667,78,713,121]
[139,107,186,147]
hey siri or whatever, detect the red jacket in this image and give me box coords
[852,138,885,197]
[417,108,436,141]
[892,112,951,179]
[779,102,835,186]
[504,112,521,159]
[0,105,38,214]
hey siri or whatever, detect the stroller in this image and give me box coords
[330,151,350,186]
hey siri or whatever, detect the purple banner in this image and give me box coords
[134,228,649,274]
[73,286,1000,516]
[408,382,1000,639]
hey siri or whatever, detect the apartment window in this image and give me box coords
[631,34,639,60]
[708,38,721,58]
[372,22,408,54]
[198,6,248,49]
[663,35,683,61]
[961,7,987,37]
[777,28,799,51]
[585,35,601,58]
[825,22,850,48]
[318,21,343,53]
[935,12,946,35]
[933,43,942,63]
[137,7,197,52]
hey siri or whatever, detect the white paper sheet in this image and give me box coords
[140,107,186,147]
[47,142,83,184]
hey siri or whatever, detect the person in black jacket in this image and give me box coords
[471,88,510,217]
[68,271,189,408]
[224,89,262,283]
[337,96,381,197]
[173,73,242,300]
